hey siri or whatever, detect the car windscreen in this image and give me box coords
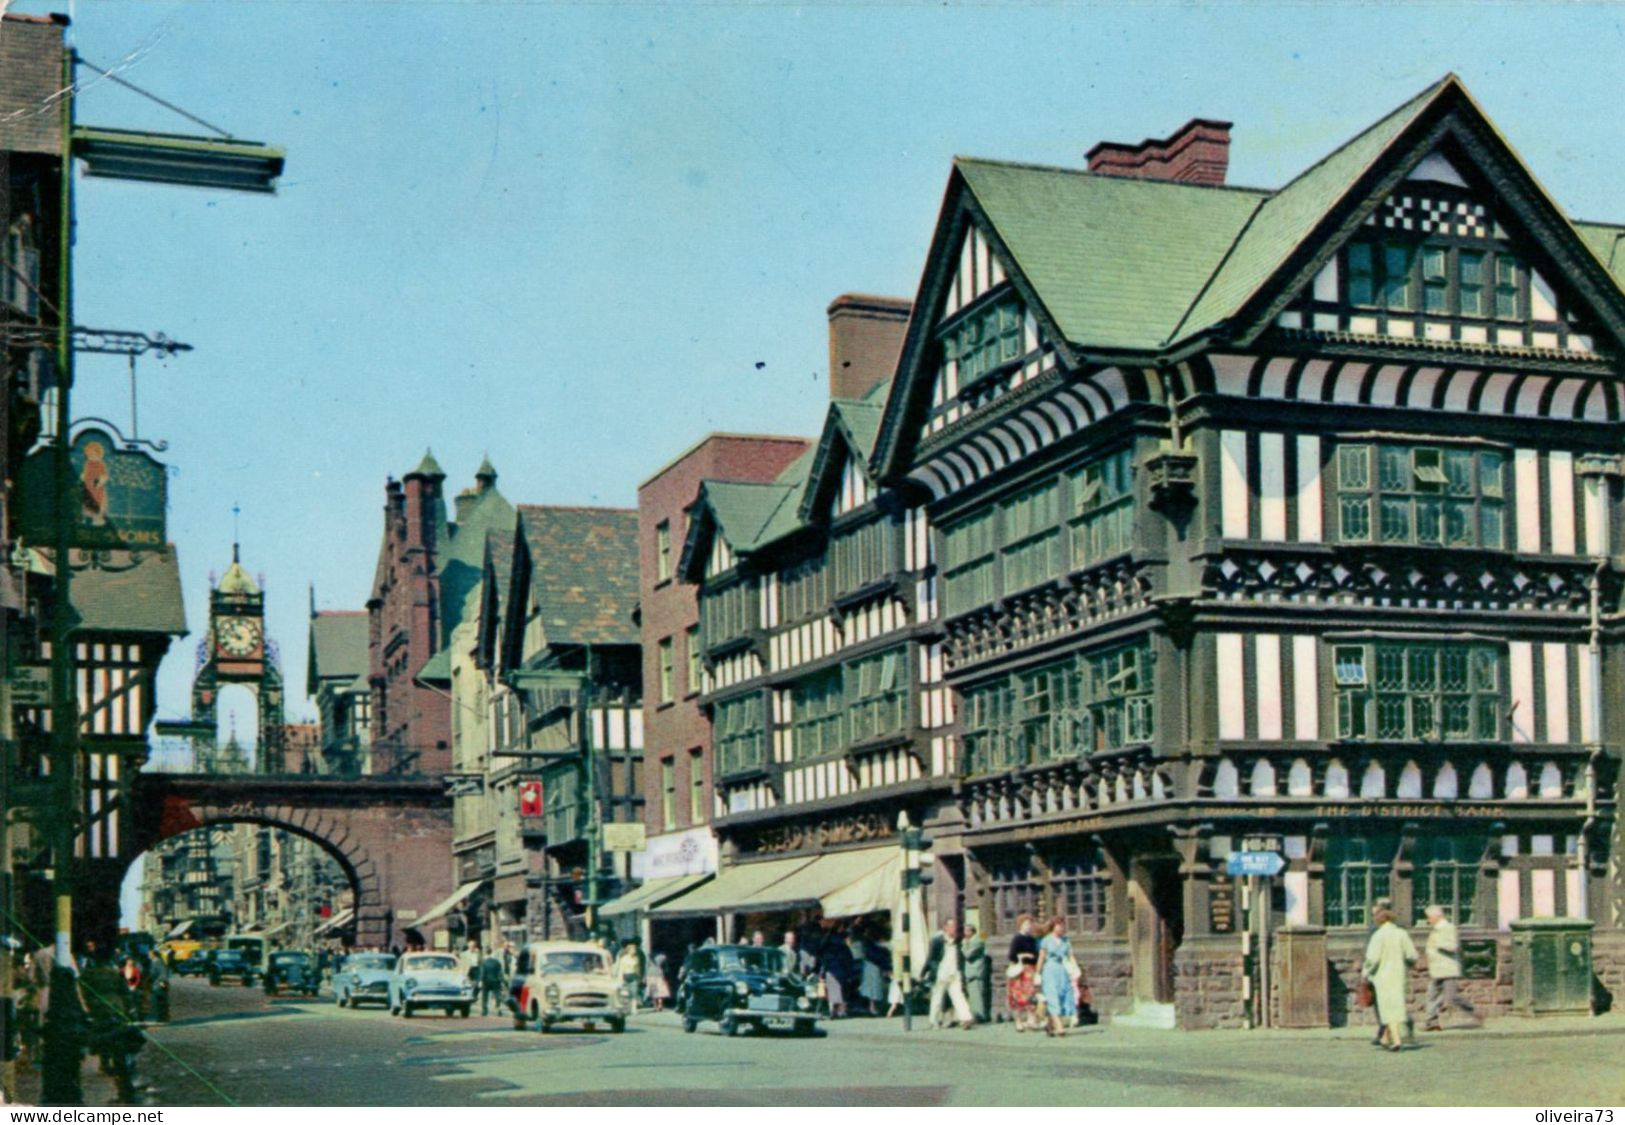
[403,955,457,972]
[718,949,788,974]
[344,956,394,971]
[539,952,608,975]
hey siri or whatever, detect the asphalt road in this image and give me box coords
[135,977,1625,1106]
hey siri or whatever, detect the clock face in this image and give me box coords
[217,617,262,658]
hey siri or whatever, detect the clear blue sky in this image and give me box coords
[15,0,1625,740]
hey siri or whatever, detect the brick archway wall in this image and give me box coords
[94,775,453,953]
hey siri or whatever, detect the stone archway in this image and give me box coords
[84,773,453,953]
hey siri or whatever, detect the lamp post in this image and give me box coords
[36,43,284,1104]
[897,810,922,1033]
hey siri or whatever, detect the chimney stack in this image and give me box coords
[828,294,912,402]
[1087,118,1232,186]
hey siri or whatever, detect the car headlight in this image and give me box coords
[797,996,811,1011]
[404,978,417,992]
[544,984,560,1004]
[734,981,750,996]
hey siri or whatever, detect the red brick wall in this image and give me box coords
[636,435,811,838]
[828,294,910,402]
[368,473,451,773]
[0,15,67,157]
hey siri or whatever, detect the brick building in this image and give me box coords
[609,432,812,948]
[649,78,1625,1030]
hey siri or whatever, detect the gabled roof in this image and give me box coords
[438,481,515,640]
[797,392,886,523]
[72,548,187,636]
[417,648,452,686]
[514,506,640,648]
[307,611,368,693]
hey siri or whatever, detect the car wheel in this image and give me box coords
[682,1015,698,1034]
[336,992,348,1008]
[719,1014,739,1037]
[608,1017,625,1034]
[459,1006,470,1018]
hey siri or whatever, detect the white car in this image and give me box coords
[514,942,630,1033]
[388,952,474,1018]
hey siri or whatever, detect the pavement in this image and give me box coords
[15,978,1625,1107]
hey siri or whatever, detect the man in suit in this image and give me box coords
[1423,905,1481,1030]
[923,918,974,1030]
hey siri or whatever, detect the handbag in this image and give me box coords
[1005,963,1023,981]
[1356,979,1374,1009]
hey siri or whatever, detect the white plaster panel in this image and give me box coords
[1220,431,1250,539]
[1255,634,1282,740]
[1259,434,1287,541]
[1542,642,1570,743]
[1217,634,1245,740]
[1295,435,1323,542]
[1509,641,1535,743]
[1515,450,1542,553]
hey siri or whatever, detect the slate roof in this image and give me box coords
[515,506,640,647]
[308,611,368,690]
[438,482,515,639]
[417,648,452,686]
[72,549,187,636]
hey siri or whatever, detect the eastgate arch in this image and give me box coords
[84,773,452,952]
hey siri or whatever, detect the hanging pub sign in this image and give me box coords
[518,780,544,817]
[17,423,167,550]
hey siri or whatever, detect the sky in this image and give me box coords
[9,0,1625,906]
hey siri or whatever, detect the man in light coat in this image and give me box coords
[923,919,974,1030]
[1423,905,1480,1030]
[1362,907,1418,1051]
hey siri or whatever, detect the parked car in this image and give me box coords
[676,944,820,1037]
[388,952,473,1018]
[264,951,320,997]
[207,948,257,988]
[513,942,629,1034]
[333,952,397,1009]
[165,942,211,975]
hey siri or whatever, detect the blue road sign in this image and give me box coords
[1227,851,1286,877]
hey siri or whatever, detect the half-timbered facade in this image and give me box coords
[861,77,1625,1029]
[662,78,1625,1029]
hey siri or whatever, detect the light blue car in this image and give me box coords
[333,952,397,1009]
[388,951,474,1018]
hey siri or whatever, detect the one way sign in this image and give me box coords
[1227,851,1286,877]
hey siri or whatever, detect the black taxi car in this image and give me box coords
[676,944,821,1037]
[206,948,257,988]
[264,951,320,997]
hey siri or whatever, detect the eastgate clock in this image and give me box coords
[217,617,262,658]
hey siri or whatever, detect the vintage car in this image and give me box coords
[333,952,397,1009]
[513,942,629,1034]
[676,944,821,1037]
[388,952,473,1018]
[264,950,320,997]
[164,941,211,975]
[206,948,258,988]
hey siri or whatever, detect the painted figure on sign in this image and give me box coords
[80,440,109,525]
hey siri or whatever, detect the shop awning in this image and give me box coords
[649,855,817,917]
[313,908,353,936]
[599,873,713,918]
[415,880,484,927]
[733,847,899,918]
[163,920,194,940]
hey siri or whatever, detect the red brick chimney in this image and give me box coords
[1086,118,1232,185]
[828,294,912,401]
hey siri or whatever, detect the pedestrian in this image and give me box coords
[1006,914,1040,1032]
[750,930,766,947]
[615,940,646,1009]
[459,938,480,983]
[1423,905,1480,1031]
[502,940,515,978]
[1036,917,1077,1038]
[818,927,853,1018]
[646,953,671,1011]
[962,924,990,1023]
[780,929,815,976]
[1362,906,1418,1052]
[924,918,975,1030]
[144,952,170,1024]
[477,948,505,1017]
[853,932,886,1016]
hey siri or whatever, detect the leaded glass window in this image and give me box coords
[942,508,997,616]
[847,647,908,743]
[1334,641,1502,742]
[1001,480,1061,595]
[1069,447,1134,569]
[944,298,1024,386]
[791,668,845,761]
[1324,835,1398,928]
[1412,835,1486,925]
[1337,443,1504,549]
[715,693,765,776]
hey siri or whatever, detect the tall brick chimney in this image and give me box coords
[1086,118,1232,185]
[828,294,912,401]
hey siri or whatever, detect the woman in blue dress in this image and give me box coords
[1035,917,1076,1038]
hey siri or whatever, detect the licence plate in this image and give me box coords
[765,1017,794,1030]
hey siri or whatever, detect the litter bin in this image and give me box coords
[1509,917,1593,1017]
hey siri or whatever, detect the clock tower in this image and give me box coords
[190,542,287,772]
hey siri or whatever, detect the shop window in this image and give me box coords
[1051,849,1108,933]
[1412,835,1485,925]
[990,860,1041,934]
[1324,834,1398,928]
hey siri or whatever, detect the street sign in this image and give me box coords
[603,822,647,852]
[8,664,51,706]
[1227,850,1286,877]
